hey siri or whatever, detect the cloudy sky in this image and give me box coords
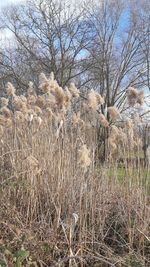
[0,0,24,44]
[0,0,22,8]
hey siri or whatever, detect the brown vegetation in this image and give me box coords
[0,74,149,266]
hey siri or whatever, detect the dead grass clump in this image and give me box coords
[127,87,145,106]
[108,106,120,120]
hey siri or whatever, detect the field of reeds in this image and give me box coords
[0,73,150,267]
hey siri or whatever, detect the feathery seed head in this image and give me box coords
[0,115,6,126]
[20,95,27,103]
[27,81,36,96]
[110,125,120,138]
[55,119,63,139]
[137,91,144,105]
[127,87,138,106]
[72,112,80,124]
[88,89,99,111]
[50,72,55,81]
[127,87,144,106]
[69,83,80,98]
[1,97,9,107]
[35,95,45,108]
[45,93,56,107]
[13,96,27,113]
[6,82,16,96]
[126,119,133,129]
[54,85,65,107]
[78,144,91,169]
[64,87,72,108]
[33,116,42,127]
[95,92,105,105]
[99,113,109,127]
[46,108,53,120]
[5,118,12,127]
[108,137,117,151]
[0,106,11,118]
[72,111,83,125]
[0,125,4,138]
[27,95,37,105]
[108,106,120,120]
[25,109,35,122]
[39,73,51,93]
[14,111,25,123]
[33,106,42,115]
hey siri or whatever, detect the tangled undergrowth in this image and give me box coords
[0,73,150,266]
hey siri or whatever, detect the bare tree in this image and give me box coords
[83,0,145,112]
[0,0,91,92]
[130,0,150,92]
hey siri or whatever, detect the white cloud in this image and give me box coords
[0,0,22,8]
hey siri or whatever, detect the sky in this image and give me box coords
[0,0,21,8]
[0,0,24,45]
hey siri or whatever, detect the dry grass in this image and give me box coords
[0,74,149,267]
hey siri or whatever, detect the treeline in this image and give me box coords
[0,0,150,110]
